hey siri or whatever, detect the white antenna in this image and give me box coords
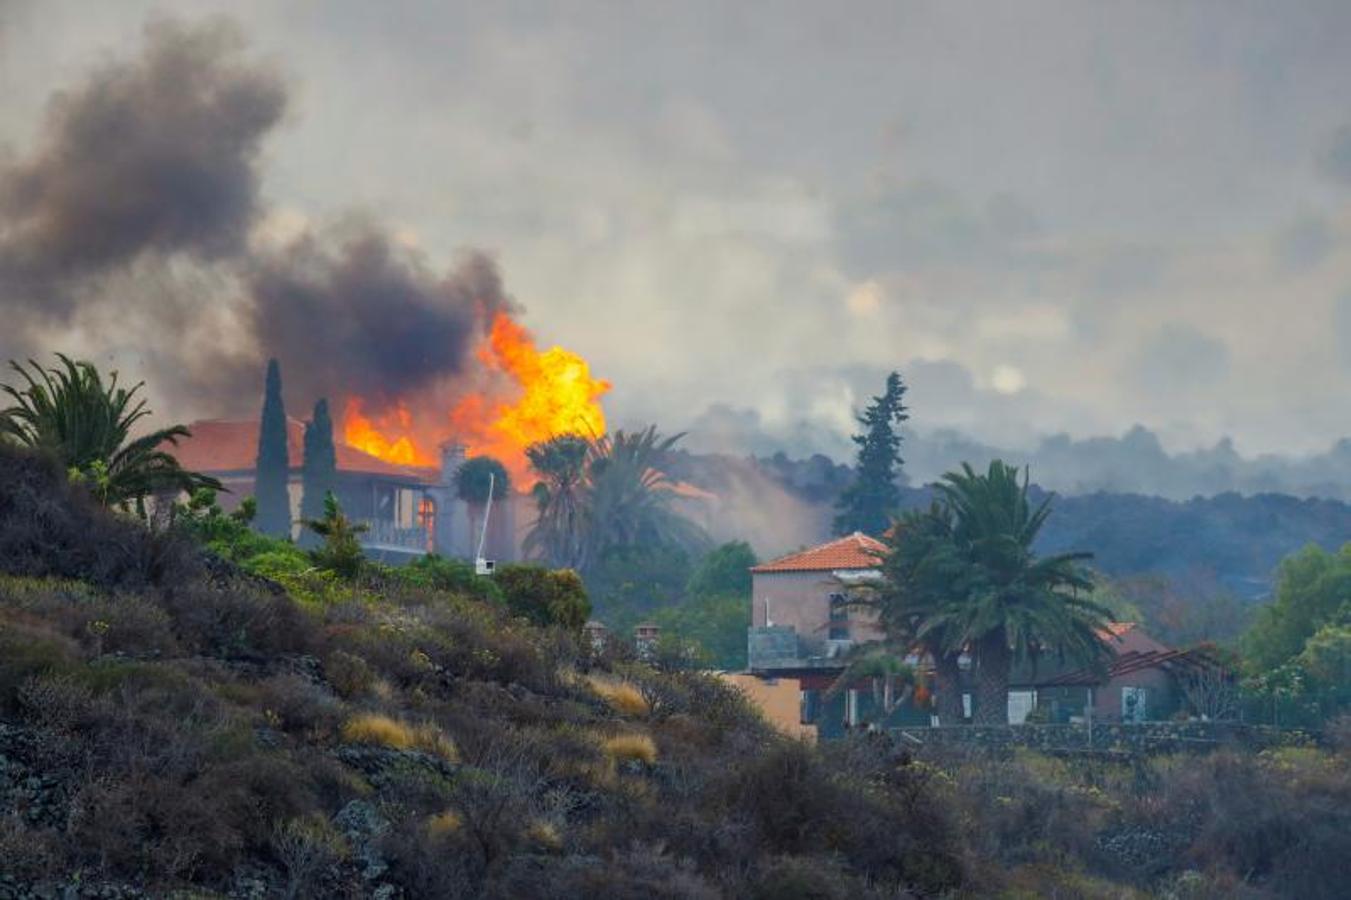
[475,472,496,576]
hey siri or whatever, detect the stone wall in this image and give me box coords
[892,721,1323,757]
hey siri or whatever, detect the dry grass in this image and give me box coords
[426,810,463,837]
[603,733,658,766]
[587,675,649,717]
[341,714,459,761]
[526,820,562,850]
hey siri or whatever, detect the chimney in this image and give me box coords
[634,623,660,661]
[439,441,466,487]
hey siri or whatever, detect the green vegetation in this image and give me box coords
[861,461,1114,725]
[456,454,509,504]
[1240,543,1351,725]
[834,369,908,536]
[0,354,219,509]
[493,563,590,631]
[0,402,1348,897]
[254,358,291,537]
[524,426,709,575]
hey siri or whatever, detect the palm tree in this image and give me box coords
[523,427,709,574]
[523,435,590,569]
[0,355,220,510]
[924,461,1114,725]
[583,426,709,567]
[851,503,970,725]
[823,646,920,729]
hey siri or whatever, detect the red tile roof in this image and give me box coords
[751,532,887,573]
[170,419,431,482]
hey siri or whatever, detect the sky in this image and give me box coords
[3,0,1350,461]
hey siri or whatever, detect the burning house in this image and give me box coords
[172,419,520,563]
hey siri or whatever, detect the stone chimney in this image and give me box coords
[439,442,467,487]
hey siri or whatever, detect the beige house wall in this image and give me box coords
[750,570,884,645]
[719,673,817,742]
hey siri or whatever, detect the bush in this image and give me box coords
[496,563,591,631]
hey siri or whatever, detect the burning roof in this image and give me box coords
[173,419,433,483]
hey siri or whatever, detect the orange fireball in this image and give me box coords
[340,312,609,486]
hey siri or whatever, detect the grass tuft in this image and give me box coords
[341,713,459,761]
[603,733,658,766]
[587,676,649,717]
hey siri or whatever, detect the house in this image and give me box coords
[741,532,1227,736]
[745,532,927,738]
[171,419,519,563]
[1019,624,1226,724]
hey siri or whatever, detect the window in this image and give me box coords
[800,689,820,724]
[845,689,861,727]
[828,592,849,640]
[1007,690,1036,725]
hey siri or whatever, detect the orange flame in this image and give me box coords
[342,398,433,467]
[340,312,610,486]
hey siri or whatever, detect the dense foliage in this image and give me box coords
[0,355,219,509]
[525,427,710,576]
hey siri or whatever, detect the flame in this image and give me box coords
[342,398,433,467]
[340,312,610,486]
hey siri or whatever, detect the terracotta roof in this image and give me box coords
[170,419,432,482]
[1040,644,1225,687]
[751,532,887,573]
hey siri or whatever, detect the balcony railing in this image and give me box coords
[357,519,429,553]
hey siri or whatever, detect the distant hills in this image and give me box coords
[669,449,1351,601]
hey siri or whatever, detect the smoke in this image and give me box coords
[0,16,519,418]
[0,18,284,317]
[247,226,514,407]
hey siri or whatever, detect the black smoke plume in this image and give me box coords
[0,18,284,317]
[0,16,515,415]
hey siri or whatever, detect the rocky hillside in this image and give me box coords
[0,446,961,898]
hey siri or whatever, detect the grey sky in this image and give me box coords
[3,1,1349,458]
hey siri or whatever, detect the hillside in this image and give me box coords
[0,445,963,898]
[0,445,1348,898]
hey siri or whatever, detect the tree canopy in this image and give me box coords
[834,371,908,536]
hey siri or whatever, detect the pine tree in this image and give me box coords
[300,398,337,549]
[254,358,292,537]
[833,371,909,536]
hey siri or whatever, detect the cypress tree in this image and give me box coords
[833,371,909,536]
[300,398,337,549]
[254,358,292,537]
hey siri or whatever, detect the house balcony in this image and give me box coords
[747,625,852,673]
[357,519,431,556]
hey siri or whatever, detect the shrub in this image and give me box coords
[341,714,458,761]
[603,733,658,766]
[495,563,591,631]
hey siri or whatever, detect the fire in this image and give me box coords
[341,313,610,486]
[342,398,433,467]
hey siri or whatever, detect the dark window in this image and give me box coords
[800,689,820,724]
[828,593,849,640]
